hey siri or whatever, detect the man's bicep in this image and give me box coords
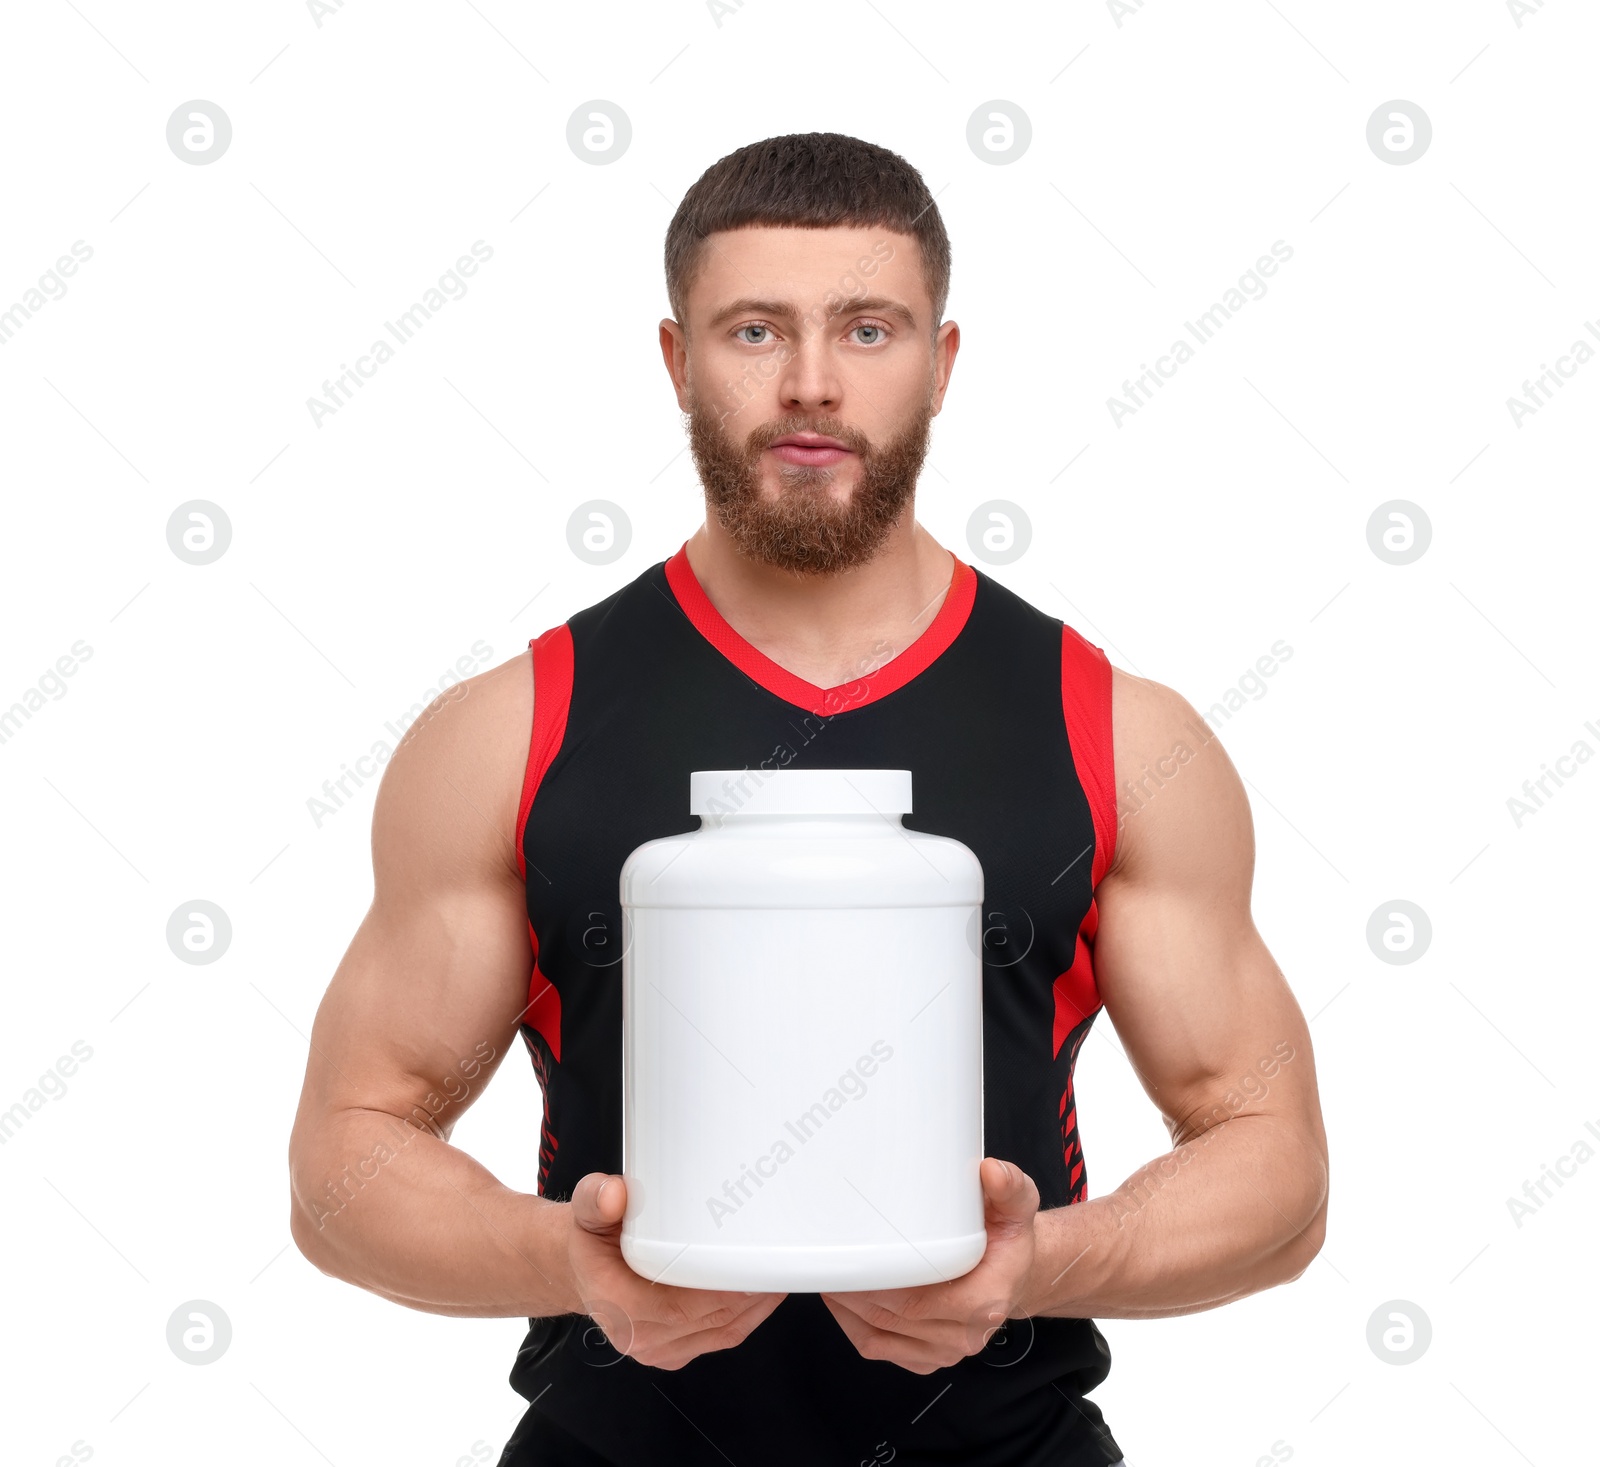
[1091,676,1318,1147]
[294,657,536,1140]
[304,883,533,1137]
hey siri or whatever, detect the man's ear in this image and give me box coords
[929,319,960,417]
[660,318,691,411]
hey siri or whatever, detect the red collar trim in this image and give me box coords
[664,541,977,717]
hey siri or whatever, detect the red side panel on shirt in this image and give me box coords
[517,623,574,1061]
[1053,625,1116,1059]
[1060,624,1117,888]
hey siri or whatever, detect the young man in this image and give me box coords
[288,133,1328,1466]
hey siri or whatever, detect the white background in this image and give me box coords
[2,1,1596,1463]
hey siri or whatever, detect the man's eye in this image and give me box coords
[853,323,887,345]
[735,324,772,344]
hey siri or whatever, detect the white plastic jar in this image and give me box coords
[618,767,986,1292]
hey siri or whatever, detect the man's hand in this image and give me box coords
[820,1157,1040,1374]
[566,1172,788,1371]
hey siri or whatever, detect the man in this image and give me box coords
[288,132,1328,1466]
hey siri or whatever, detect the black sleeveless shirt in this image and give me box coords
[501,541,1125,1467]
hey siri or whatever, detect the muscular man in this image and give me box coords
[288,132,1328,1466]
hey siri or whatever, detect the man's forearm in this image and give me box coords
[1023,1112,1327,1320]
[289,1107,579,1319]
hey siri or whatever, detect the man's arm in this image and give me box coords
[1023,668,1330,1319]
[286,653,575,1317]
[286,653,787,1363]
[821,667,1329,1372]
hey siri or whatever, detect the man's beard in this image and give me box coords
[685,382,935,577]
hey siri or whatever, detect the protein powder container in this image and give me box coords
[618,767,986,1291]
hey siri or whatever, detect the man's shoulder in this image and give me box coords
[1110,666,1205,747]
[1107,668,1247,882]
[367,547,676,882]
[369,649,535,884]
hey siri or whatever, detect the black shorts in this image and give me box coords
[498,1406,1128,1467]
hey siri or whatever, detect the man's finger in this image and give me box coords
[596,1262,785,1332]
[640,1289,789,1369]
[980,1156,1039,1231]
[571,1172,628,1234]
[820,1289,919,1333]
[820,1295,954,1375]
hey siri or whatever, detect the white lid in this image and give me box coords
[689,768,912,817]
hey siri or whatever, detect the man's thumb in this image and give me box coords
[981,1157,1038,1227]
[573,1172,627,1234]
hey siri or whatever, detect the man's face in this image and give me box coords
[661,225,958,576]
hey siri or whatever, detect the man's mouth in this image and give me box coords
[767,433,854,467]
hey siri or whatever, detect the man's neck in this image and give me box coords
[682,518,957,690]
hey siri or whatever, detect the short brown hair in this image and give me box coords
[664,132,950,336]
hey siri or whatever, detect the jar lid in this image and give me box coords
[689,768,912,817]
